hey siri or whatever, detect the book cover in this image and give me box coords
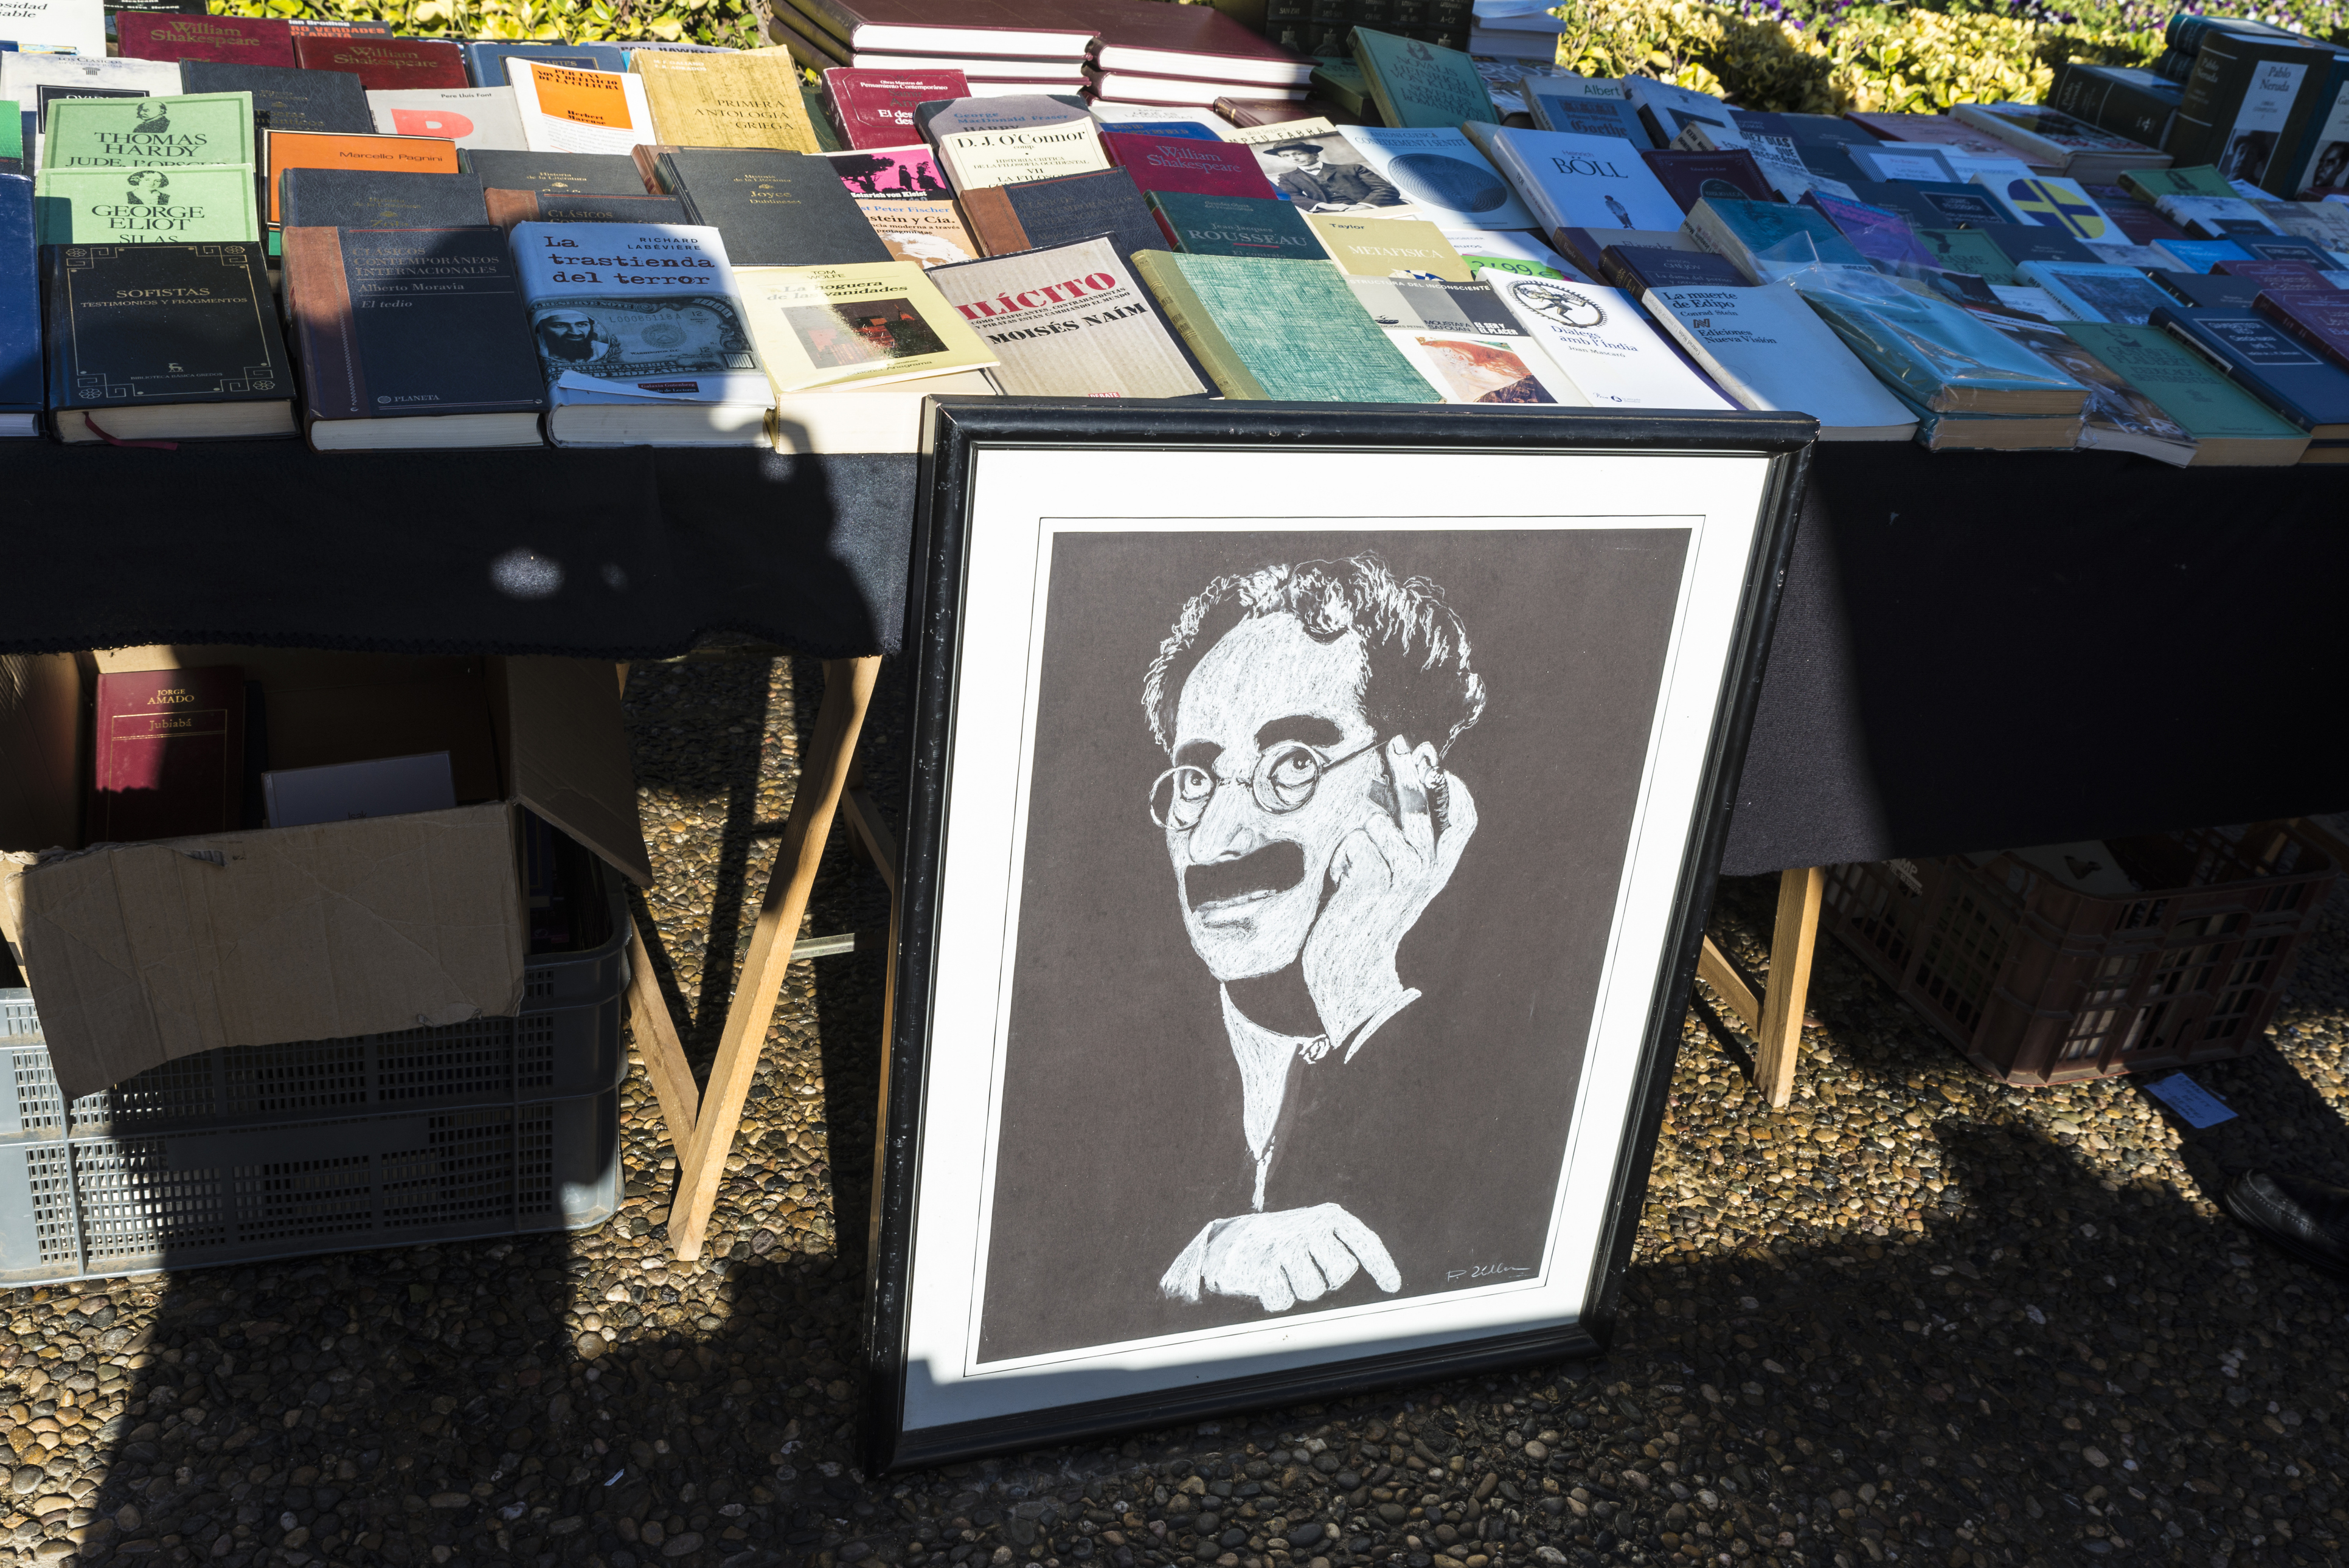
[0,175,35,417]
[1525,92,1648,149]
[822,66,968,149]
[1952,101,2164,168]
[1483,127,1679,233]
[664,148,891,266]
[2149,268,2262,308]
[0,57,181,134]
[957,165,1162,264]
[485,189,687,230]
[2122,164,2237,199]
[0,0,105,58]
[1599,243,1746,296]
[2151,235,2250,271]
[90,666,246,844]
[1960,221,2100,270]
[1131,250,1437,400]
[2156,303,2349,434]
[2215,256,2336,293]
[2077,181,2186,243]
[2273,58,2349,195]
[2014,260,2171,324]
[1974,173,2123,243]
[922,234,1206,396]
[42,240,293,433]
[913,94,1090,145]
[1247,126,1410,213]
[1344,275,1584,404]
[1639,147,1774,211]
[1791,266,2089,414]
[459,149,647,196]
[510,220,770,410]
[1684,196,1868,282]
[1970,307,2193,460]
[2053,62,2184,149]
[1452,230,1573,281]
[1348,27,1494,130]
[1149,189,1322,259]
[177,60,370,135]
[117,13,291,68]
[1086,0,1314,86]
[1842,111,2028,162]
[262,130,459,228]
[2062,318,2309,462]
[1342,124,1532,229]
[1103,128,1274,198]
[2151,191,2283,238]
[284,224,546,426]
[368,87,527,151]
[2168,33,2328,181]
[466,41,627,89]
[510,61,657,156]
[280,167,485,230]
[1089,101,1231,135]
[633,49,821,154]
[1841,140,1957,184]
[732,256,991,390]
[938,119,1107,192]
[41,89,254,169]
[853,193,976,266]
[2254,288,2349,369]
[827,142,952,199]
[1622,76,1729,151]
[1799,189,1932,268]
[33,162,258,243]
[1302,209,1464,275]
[1481,273,1731,411]
[1640,279,1915,438]
[292,35,466,92]
[1841,176,2016,230]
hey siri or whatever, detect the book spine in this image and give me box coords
[284,224,364,423]
[40,244,71,425]
[1129,252,1268,398]
[484,187,540,232]
[1350,40,1400,133]
[957,186,1031,257]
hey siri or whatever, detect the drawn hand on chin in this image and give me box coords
[1160,1204,1402,1314]
[1303,738,1477,1052]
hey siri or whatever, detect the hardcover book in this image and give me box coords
[459,149,648,197]
[1130,250,1438,400]
[1791,266,2089,414]
[937,119,1107,192]
[1959,221,2100,271]
[367,87,527,150]
[1524,86,1647,147]
[2061,318,2310,463]
[1344,274,1584,404]
[781,0,1098,58]
[2215,256,2336,293]
[1841,176,2016,229]
[2254,287,2349,369]
[466,41,628,88]
[291,35,467,92]
[33,162,258,244]
[1347,26,1494,130]
[1341,125,1533,230]
[1684,196,1868,282]
[510,61,657,156]
[1640,279,1915,438]
[262,130,460,228]
[822,66,969,149]
[924,234,1207,397]
[1639,147,1775,211]
[1840,141,1958,184]
[41,89,254,169]
[956,165,1161,265]
[1086,0,1315,88]
[43,240,294,441]
[2155,303,2349,435]
[1480,127,1680,234]
[633,49,821,154]
[1598,243,1746,296]
[1149,189,1322,259]
[853,195,976,266]
[117,13,292,68]
[2077,181,2187,244]
[2166,33,2330,184]
[2149,268,2263,309]
[1302,210,1460,275]
[733,257,991,390]
[1952,100,2170,181]
[2014,260,2172,324]
[2122,164,2237,199]
[1481,272,1732,411]
[0,175,36,431]
[509,219,774,445]
[1088,101,1232,136]
[485,189,687,230]
[826,142,952,199]
[662,148,891,266]
[177,60,370,134]
[2151,191,2284,238]
[280,167,485,230]
[1103,128,1274,198]
[283,223,546,449]
[912,94,1090,145]
[90,665,248,844]
[1844,111,2042,164]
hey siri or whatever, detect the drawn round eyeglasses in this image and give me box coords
[1150,736,1383,830]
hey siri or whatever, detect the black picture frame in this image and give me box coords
[864,398,1814,1473]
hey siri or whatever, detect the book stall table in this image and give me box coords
[5,429,2348,1241]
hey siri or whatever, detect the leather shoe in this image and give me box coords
[2222,1170,2349,1276]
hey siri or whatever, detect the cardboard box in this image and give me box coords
[0,647,653,1101]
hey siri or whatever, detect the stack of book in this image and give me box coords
[764,0,1098,96]
[9,3,2349,470]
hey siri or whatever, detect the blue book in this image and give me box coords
[2154,305,2349,435]
[1103,121,1223,141]
[0,173,35,425]
[462,40,626,88]
[2152,237,2250,271]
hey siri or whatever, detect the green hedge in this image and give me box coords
[207,0,765,48]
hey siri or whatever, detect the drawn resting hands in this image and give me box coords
[1160,1204,1401,1313]
[1302,737,1477,1052]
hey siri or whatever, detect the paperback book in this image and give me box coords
[853,195,976,266]
[734,257,992,390]
[1150,189,1325,259]
[1341,125,1533,229]
[1483,273,1733,411]
[2063,318,2310,463]
[1303,210,1463,276]
[2155,304,2349,435]
[1640,279,1915,439]
[262,128,460,229]
[936,119,1107,192]
[33,161,258,243]
[510,61,658,156]
[822,66,969,148]
[280,167,485,231]
[2013,260,2171,325]
[1248,128,1410,213]
[459,148,647,196]
[368,87,527,150]
[1344,275,1583,404]
[2254,288,2349,369]
[1973,307,2194,462]
[485,189,685,229]
[1484,127,1684,234]
[1790,266,2089,414]
[1131,251,1438,401]
[466,41,628,89]
[41,89,254,168]
[826,143,952,200]
[924,234,1207,397]
[1684,196,1868,282]
[1347,26,1496,130]
[1639,147,1775,210]
[634,48,822,153]
[0,176,33,434]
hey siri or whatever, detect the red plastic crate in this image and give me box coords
[1820,822,2336,1085]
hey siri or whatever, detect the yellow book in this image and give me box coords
[631,49,821,153]
[1303,213,1470,280]
[737,260,998,392]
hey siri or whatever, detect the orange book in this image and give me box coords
[261,130,461,227]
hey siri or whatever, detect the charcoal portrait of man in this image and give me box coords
[974,529,1692,1363]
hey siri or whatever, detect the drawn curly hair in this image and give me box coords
[1143,552,1487,760]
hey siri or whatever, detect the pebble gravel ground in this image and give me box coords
[2,654,2346,1568]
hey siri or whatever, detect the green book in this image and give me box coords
[1,100,21,170]
[1310,55,1372,117]
[33,164,263,245]
[40,92,257,172]
[2120,164,2236,201]
[2060,321,2313,463]
[1789,267,2087,415]
[1131,251,1439,403]
[1916,227,2021,286]
[1349,27,1497,130]
[1684,197,1867,281]
[799,82,844,153]
[1146,190,1325,259]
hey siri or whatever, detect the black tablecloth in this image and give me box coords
[7,438,2345,872]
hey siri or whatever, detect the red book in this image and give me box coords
[822,66,970,150]
[117,13,295,68]
[291,35,468,91]
[89,667,247,845]
[2215,258,2335,294]
[1101,130,1274,199]
[2253,290,2349,372]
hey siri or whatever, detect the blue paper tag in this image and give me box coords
[2143,1073,2236,1129]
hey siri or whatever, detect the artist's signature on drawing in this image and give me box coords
[1448,1261,1533,1282]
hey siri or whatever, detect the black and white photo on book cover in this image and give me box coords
[874,406,1809,1467]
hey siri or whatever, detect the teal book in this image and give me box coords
[1789,267,2089,415]
[40,91,255,170]
[1348,28,1496,131]
[1131,251,1439,403]
[1684,197,1868,282]
[33,163,261,244]
[1146,190,1325,259]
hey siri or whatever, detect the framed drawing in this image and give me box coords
[866,400,1813,1470]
